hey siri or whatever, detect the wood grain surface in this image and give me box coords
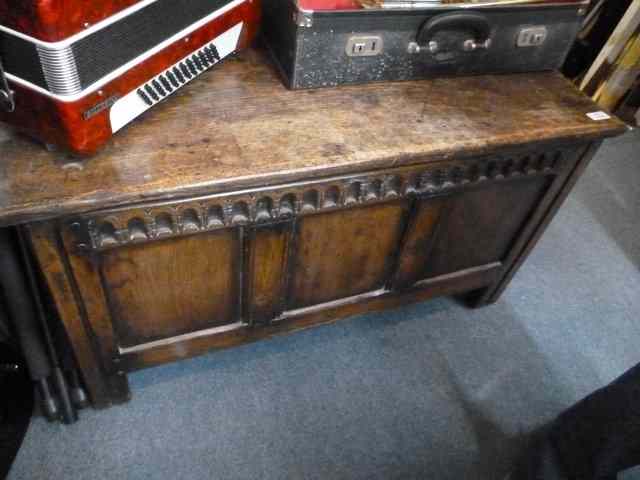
[245,221,291,324]
[27,222,131,407]
[420,176,551,278]
[288,201,408,308]
[0,48,625,227]
[391,195,450,289]
[119,263,502,371]
[101,230,241,348]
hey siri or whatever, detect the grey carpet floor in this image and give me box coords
[8,130,640,480]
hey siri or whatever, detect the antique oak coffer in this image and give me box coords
[0,49,625,408]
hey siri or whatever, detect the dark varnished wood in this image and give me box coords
[421,176,552,279]
[26,222,130,407]
[289,201,409,308]
[391,195,450,290]
[100,230,241,348]
[26,145,615,406]
[477,142,602,305]
[5,49,626,408]
[245,221,292,325]
[0,48,626,227]
[63,152,564,253]
[0,1,260,155]
[59,224,121,380]
[119,263,503,372]
[34,143,582,409]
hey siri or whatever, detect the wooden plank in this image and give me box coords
[422,176,552,279]
[391,195,451,290]
[288,201,409,309]
[119,263,502,372]
[100,230,241,348]
[245,221,293,324]
[580,0,640,95]
[593,26,640,111]
[59,226,121,377]
[26,223,129,407]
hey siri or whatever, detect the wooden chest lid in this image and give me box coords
[0,48,627,226]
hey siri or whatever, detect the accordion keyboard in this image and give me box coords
[110,22,243,133]
[136,44,221,107]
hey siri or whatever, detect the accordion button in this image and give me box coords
[192,55,203,70]
[152,79,166,96]
[167,71,180,88]
[186,59,198,75]
[210,45,220,61]
[180,63,193,79]
[204,50,215,64]
[144,85,159,101]
[173,67,186,83]
[160,76,173,92]
[137,89,153,106]
[198,52,210,67]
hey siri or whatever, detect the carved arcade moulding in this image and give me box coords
[67,150,566,251]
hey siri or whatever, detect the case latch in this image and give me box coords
[0,58,16,113]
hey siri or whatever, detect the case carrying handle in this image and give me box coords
[415,12,492,54]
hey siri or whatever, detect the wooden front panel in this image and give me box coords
[245,222,291,324]
[392,195,451,289]
[288,201,409,309]
[45,145,580,397]
[415,177,551,281]
[100,231,240,348]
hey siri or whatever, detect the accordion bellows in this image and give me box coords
[0,0,261,154]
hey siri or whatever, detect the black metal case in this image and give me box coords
[263,0,589,89]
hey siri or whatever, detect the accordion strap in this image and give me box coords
[0,57,15,113]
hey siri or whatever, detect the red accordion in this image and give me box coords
[0,0,260,154]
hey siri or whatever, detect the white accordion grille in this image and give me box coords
[109,22,243,133]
